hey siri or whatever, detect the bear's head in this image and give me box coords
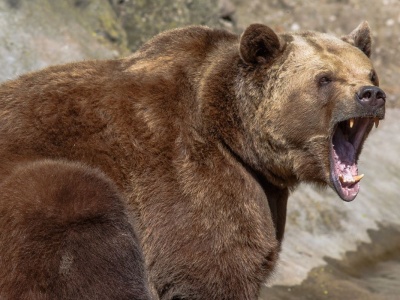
[236,22,385,202]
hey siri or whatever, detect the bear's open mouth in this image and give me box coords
[330,117,379,202]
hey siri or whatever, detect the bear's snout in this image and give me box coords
[356,86,386,110]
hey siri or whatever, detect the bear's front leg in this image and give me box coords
[138,168,283,300]
[148,222,280,300]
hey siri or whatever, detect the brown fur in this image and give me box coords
[0,22,384,299]
[0,160,151,299]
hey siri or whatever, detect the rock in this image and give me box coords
[109,0,229,51]
[0,0,235,82]
[0,0,128,81]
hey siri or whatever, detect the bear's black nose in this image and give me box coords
[356,86,386,109]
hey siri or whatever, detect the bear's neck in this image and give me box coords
[196,49,299,190]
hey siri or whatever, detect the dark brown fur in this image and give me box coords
[0,22,383,299]
[0,160,151,299]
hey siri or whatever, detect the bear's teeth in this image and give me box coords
[339,174,350,183]
[349,118,354,129]
[353,174,364,183]
[374,118,380,128]
[339,174,364,184]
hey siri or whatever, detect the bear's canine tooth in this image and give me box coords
[349,118,354,129]
[353,174,364,183]
[339,174,364,184]
[374,117,379,128]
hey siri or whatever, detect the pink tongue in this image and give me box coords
[332,128,358,186]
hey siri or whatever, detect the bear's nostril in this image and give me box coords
[363,91,371,99]
[376,91,385,100]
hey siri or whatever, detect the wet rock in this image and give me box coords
[262,224,400,299]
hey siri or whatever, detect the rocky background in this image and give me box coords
[1,0,399,299]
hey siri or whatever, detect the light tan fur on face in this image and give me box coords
[239,31,377,187]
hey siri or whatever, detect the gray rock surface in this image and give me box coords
[110,0,227,51]
[0,0,127,81]
[0,0,234,81]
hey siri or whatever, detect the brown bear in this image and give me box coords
[0,21,385,299]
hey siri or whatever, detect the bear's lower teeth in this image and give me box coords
[339,173,364,184]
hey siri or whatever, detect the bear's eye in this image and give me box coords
[370,70,379,86]
[318,76,332,86]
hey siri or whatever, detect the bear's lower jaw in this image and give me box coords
[329,117,377,202]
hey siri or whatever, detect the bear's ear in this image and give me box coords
[239,24,283,65]
[341,21,372,57]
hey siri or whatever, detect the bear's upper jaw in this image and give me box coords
[330,116,379,202]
